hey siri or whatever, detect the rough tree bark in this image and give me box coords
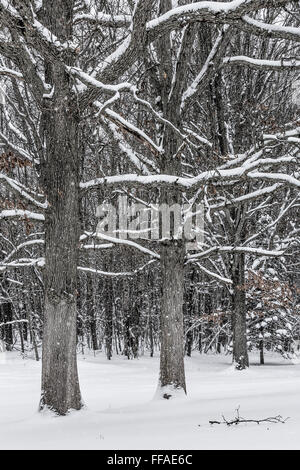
[160,239,186,396]
[0,302,13,351]
[39,0,82,414]
[154,0,193,398]
[231,251,249,370]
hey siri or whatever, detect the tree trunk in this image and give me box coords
[39,0,82,415]
[0,277,13,351]
[40,107,82,413]
[146,0,193,397]
[0,301,13,351]
[87,273,98,351]
[232,252,249,370]
[105,278,113,360]
[259,338,265,365]
[159,240,186,397]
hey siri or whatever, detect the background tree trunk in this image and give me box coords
[232,252,249,370]
[87,273,98,351]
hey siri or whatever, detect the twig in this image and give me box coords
[209,407,290,426]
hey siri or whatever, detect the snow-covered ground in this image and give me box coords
[0,351,300,450]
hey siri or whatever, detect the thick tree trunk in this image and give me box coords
[232,252,249,370]
[149,0,192,398]
[159,240,186,397]
[39,0,82,415]
[40,108,82,413]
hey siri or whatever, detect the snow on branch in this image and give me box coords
[102,118,156,175]
[220,127,300,171]
[0,209,44,221]
[1,239,44,266]
[146,1,291,36]
[81,232,160,259]
[98,104,162,156]
[0,131,38,164]
[0,66,23,81]
[67,66,135,95]
[263,126,300,143]
[78,260,157,278]
[0,173,47,209]
[240,15,300,43]
[224,56,300,71]
[210,184,283,210]
[124,90,212,149]
[80,0,155,107]
[74,12,131,28]
[0,0,19,19]
[187,246,285,262]
[0,319,28,328]
[248,171,300,188]
[194,262,233,285]
[0,257,45,272]
[0,0,78,56]
[81,243,114,250]
[31,18,78,53]
[81,155,300,192]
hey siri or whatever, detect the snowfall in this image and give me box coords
[1,350,300,450]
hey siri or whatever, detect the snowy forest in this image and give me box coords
[0,0,300,451]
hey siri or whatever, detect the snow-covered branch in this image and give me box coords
[187,246,285,262]
[0,66,23,81]
[0,210,44,221]
[146,1,291,37]
[0,174,47,209]
[78,260,157,278]
[224,56,300,71]
[239,15,300,43]
[81,232,160,259]
[81,157,300,192]
[74,12,131,28]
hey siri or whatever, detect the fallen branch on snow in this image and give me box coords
[209,407,289,426]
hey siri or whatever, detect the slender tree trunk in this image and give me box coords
[87,273,98,351]
[105,278,113,360]
[185,295,193,358]
[0,278,13,351]
[159,240,186,397]
[0,301,13,351]
[232,252,249,370]
[39,0,82,415]
[259,338,265,365]
[27,289,39,361]
[19,322,24,354]
[149,310,154,358]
